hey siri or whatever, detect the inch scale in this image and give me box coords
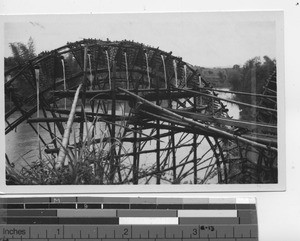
[0,196,258,241]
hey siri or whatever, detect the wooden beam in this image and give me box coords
[199,87,277,99]
[176,88,277,113]
[27,117,82,123]
[52,90,134,101]
[119,88,277,152]
[144,90,198,101]
[171,109,277,134]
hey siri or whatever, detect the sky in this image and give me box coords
[3,12,280,68]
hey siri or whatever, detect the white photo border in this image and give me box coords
[0,10,285,194]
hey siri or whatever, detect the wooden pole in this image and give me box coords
[215,137,228,184]
[109,61,117,183]
[161,55,167,89]
[156,77,161,184]
[132,128,138,184]
[170,108,277,134]
[118,88,277,152]
[175,88,277,113]
[61,57,67,109]
[199,87,277,99]
[124,52,129,89]
[34,66,41,160]
[79,46,88,143]
[131,72,141,184]
[56,84,82,169]
[193,96,198,184]
[168,76,177,183]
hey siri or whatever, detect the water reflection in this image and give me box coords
[217,88,240,120]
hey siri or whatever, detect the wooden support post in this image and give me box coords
[79,45,88,143]
[156,120,161,184]
[169,85,177,183]
[132,128,138,184]
[240,143,247,183]
[215,137,228,184]
[34,66,42,160]
[132,74,140,184]
[156,77,161,184]
[171,130,177,182]
[193,96,198,184]
[109,61,117,183]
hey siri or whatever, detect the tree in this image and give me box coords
[228,56,276,120]
[230,56,276,96]
[7,37,36,66]
[5,37,37,106]
[233,64,240,70]
[228,70,241,90]
[218,70,227,84]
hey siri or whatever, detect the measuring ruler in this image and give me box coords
[0,196,258,240]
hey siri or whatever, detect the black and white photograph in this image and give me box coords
[2,12,284,190]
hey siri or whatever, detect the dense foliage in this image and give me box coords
[5,37,36,69]
[228,56,276,103]
[227,56,276,120]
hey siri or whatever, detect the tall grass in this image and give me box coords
[6,118,131,185]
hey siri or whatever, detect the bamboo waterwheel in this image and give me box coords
[5,39,277,185]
